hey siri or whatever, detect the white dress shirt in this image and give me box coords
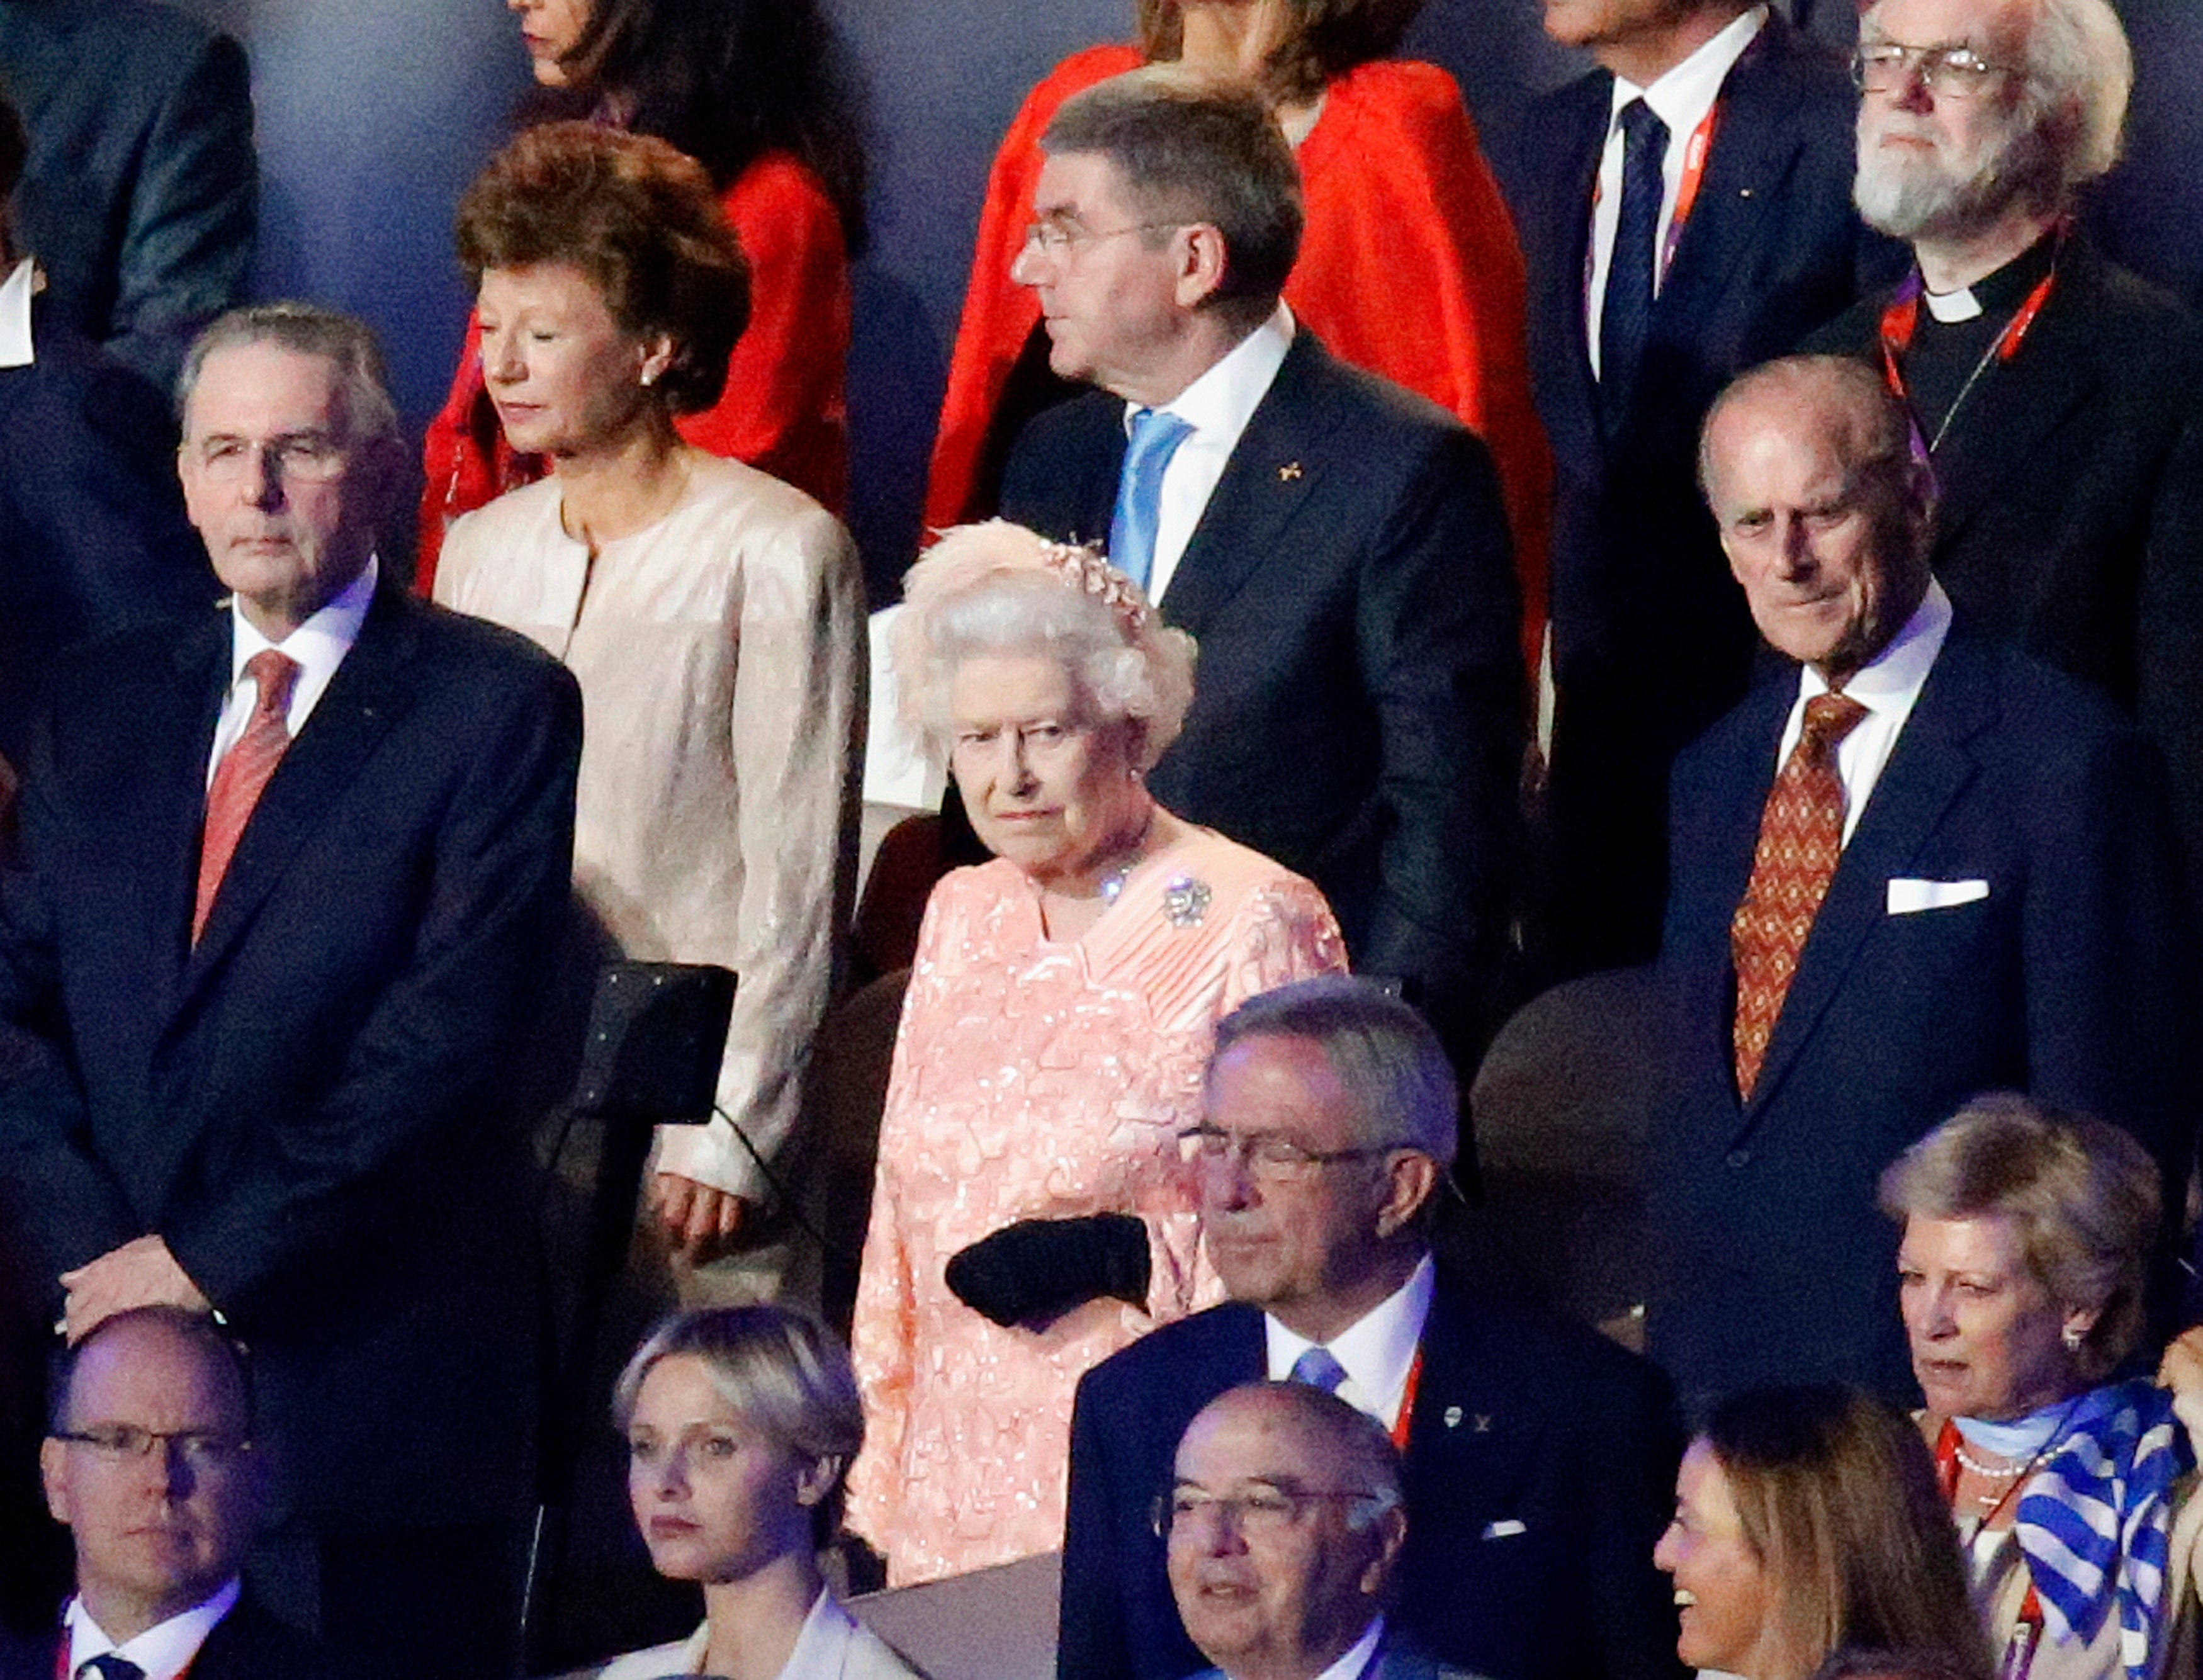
[0,257,36,369]
[1776,578,1953,844]
[1265,1253,1436,1432]
[1307,1616,1386,1680]
[63,1579,240,1680]
[1133,303,1295,606]
[1584,4,1768,373]
[205,555,377,786]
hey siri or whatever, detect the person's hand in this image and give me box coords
[651,1173,753,1259]
[60,1236,210,1342]
[2158,1326,2203,1445]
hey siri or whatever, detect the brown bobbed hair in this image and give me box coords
[1134,0,1428,103]
[1705,1386,1991,1680]
[456,121,751,417]
[1878,1093,2161,1385]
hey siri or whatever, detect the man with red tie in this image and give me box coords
[1059,977,1683,1680]
[1649,354,2199,1416]
[0,304,581,1679]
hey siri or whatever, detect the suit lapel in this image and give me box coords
[133,618,234,1023]
[1540,79,1611,472]
[1737,634,1994,1129]
[176,589,420,1005]
[1160,335,1338,636]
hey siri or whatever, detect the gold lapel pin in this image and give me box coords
[1278,461,1303,482]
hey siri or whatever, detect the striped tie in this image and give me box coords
[194,650,302,942]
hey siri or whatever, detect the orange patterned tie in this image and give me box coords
[1730,692,1868,1098]
[194,650,301,942]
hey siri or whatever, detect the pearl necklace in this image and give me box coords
[1952,1441,2027,1480]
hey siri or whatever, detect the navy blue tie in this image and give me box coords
[1599,98,1669,437]
[80,1657,145,1680]
[1110,408,1193,592]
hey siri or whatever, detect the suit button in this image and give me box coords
[1727,1149,1750,1170]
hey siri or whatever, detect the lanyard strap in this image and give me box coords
[1392,1348,1424,1450]
[1584,103,1723,307]
[1935,1422,2046,1680]
[1878,240,2062,458]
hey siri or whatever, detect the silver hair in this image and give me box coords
[2020,0,2131,191]
[612,1304,864,1468]
[176,302,403,454]
[1209,976,1458,1168]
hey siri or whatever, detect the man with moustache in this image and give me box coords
[1806,0,2203,902]
[1516,0,1900,976]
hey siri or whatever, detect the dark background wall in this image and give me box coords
[168,0,2200,600]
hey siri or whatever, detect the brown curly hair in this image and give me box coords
[1134,0,1428,103]
[455,121,751,416]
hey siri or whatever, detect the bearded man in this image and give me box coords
[1805,0,2203,911]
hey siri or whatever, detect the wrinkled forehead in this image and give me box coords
[1033,148,1144,226]
[1863,0,2033,57]
[65,1319,248,1433]
[1176,1394,1326,1484]
[183,340,352,444]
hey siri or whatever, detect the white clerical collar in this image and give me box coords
[1797,577,1952,719]
[1309,1615,1387,1680]
[0,257,37,369]
[1924,286,1984,324]
[65,1579,240,1680]
[1129,302,1295,445]
[1610,4,1767,135]
[1266,1253,1435,1431]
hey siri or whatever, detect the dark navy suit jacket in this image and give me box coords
[1059,1266,1685,1680]
[1650,621,2202,1415]
[0,587,581,1535]
[26,1594,357,1680]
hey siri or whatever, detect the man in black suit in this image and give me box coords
[1061,978,1683,1680]
[996,68,1523,1067]
[1805,0,2203,905]
[0,0,255,398]
[0,305,582,1679]
[1518,0,1901,976]
[1651,355,2198,1416]
[37,1307,351,1680]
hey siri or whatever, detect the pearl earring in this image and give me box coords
[2063,1325,2084,1353]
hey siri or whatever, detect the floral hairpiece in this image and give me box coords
[1044,538,1155,643]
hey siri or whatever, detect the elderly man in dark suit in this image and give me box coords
[1803,0,2203,908]
[1061,978,1683,1680]
[1518,0,1902,977]
[0,0,255,398]
[0,303,582,1679]
[35,1307,352,1680]
[996,67,1523,1069]
[1651,354,2199,1418]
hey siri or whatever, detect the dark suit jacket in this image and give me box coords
[1190,1634,1494,1680]
[1515,13,1903,971]
[0,585,582,1533]
[0,0,256,394]
[1059,1266,1684,1680]
[28,1593,357,1680]
[1650,621,2202,1415]
[0,301,211,764]
[1000,332,1524,1052]
[1805,237,2203,908]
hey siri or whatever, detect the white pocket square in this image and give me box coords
[1886,877,1989,914]
[1480,1519,1528,1540]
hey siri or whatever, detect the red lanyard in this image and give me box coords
[1392,1348,1424,1450]
[1584,103,1723,306]
[1934,1422,2046,1680]
[1878,244,2060,458]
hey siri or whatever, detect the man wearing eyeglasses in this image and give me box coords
[1806,0,2203,906]
[1164,1382,1483,1680]
[35,1307,347,1680]
[1059,977,1682,1680]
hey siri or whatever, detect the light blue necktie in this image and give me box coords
[1289,1345,1349,1395]
[1109,407,1193,591]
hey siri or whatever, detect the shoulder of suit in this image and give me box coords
[27,0,237,74]
[1286,338,1475,449]
[390,583,577,692]
[1081,1299,1255,1395]
[1429,1264,1666,1396]
[1939,620,2149,748]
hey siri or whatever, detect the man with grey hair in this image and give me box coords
[0,302,582,1678]
[996,67,1524,1078]
[1806,0,2203,901]
[1062,976,1682,1680]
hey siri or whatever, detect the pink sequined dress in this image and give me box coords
[846,824,1346,1583]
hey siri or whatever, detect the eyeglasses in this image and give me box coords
[1177,1125,1404,1180]
[54,1424,252,1472]
[1151,1483,1396,1540]
[187,433,349,486]
[1021,218,1184,259]
[1852,41,2015,99]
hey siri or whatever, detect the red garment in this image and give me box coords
[416,150,850,594]
[924,45,1552,667]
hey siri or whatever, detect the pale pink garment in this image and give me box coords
[846,824,1347,1584]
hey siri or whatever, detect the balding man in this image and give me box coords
[1650,354,2198,1413]
[1806,0,2203,902]
[1166,1382,1485,1680]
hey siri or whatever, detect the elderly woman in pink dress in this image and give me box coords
[846,521,1348,1584]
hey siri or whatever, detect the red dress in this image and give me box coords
[924,45,1552,667]
[417,150,850,593]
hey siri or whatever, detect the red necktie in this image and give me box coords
[1730,692,1869,1098]
[194,650,301,942]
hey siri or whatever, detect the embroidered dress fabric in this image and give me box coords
[846,827,1346,1583]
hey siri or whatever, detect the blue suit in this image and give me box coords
[1649,622,2202,1416]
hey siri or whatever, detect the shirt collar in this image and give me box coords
[228,553,378,684]
[1611,3,1767,134]
[1799,576,1953,715]
[64,1579,240,1680]
[1266,1252,1436,1427]
[0,258,37,369]
[1125,303,1295,441]
[1308,1615,1387,1680]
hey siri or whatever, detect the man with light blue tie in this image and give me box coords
[998,67,1524,1069]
